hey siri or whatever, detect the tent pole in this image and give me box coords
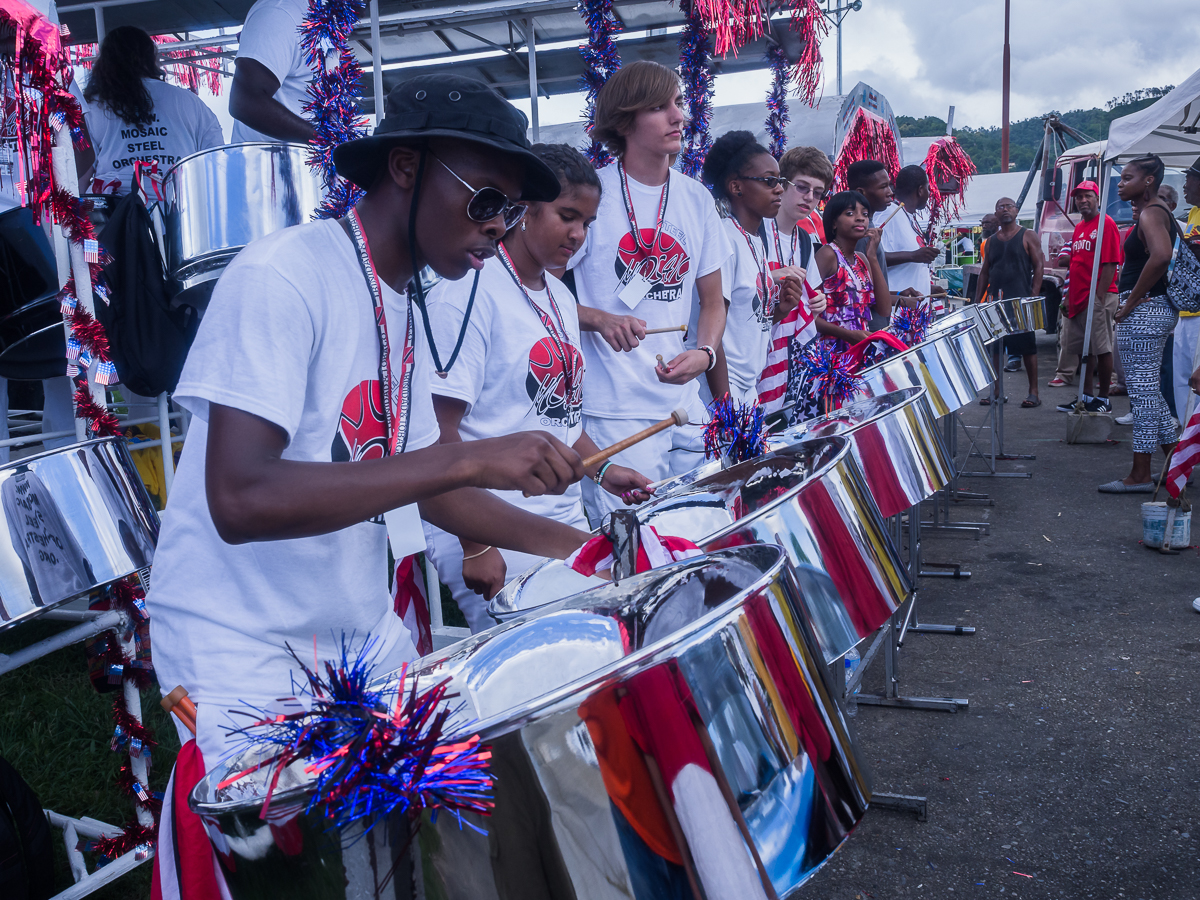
[526,17,539,142]
[370,0,384,123]
[1075,160,1111,407]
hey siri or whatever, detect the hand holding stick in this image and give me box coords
[878,203,906,229]
[581,408,689,469]
[161,684,198,736]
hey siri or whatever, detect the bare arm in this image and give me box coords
[1124,206,1174,305]
[229,58,315,143]
[885,247,940,266]
[205,404,583,544]
[577,304,648,352]
[975,252,991,303]
[861,237,893,320]
[1098,263,1118,295]
[1026,230,1044,296]
[659,269,726,394]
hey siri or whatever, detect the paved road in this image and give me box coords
[805,337,1199,900]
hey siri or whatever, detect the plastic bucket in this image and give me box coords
[1141,501,1192,549]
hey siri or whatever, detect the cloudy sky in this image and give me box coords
[517,0,1200,129]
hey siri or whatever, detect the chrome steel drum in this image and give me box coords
[493,436,910,664]
[767,387,952,517]
[0,438,159,629]
[938,315,996,393]
[192,546,872,900]
[1015,296,1046,331]
[930,303,998,343]
[163,143,323,302]
[857,322,980,416]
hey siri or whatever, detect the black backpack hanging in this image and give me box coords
[0,756,53,900]
[97,191,199,397]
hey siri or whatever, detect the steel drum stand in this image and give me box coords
[957,341,1034,478]
[924,415,993,539]
[850,512,970,714]
[0,605,156,898]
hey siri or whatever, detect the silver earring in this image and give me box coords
[521,219,527,231]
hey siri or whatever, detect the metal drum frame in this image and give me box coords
[193,546,872,900]
[493,435,911,667]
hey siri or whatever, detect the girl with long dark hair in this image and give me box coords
[814,190,893,350]
[1099,154,1179,492]
[83,26,222,194]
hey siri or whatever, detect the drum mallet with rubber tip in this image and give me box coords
[582,408,689,469]
[161,684,198,736]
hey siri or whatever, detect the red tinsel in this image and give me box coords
[787,0,827,105]
[923,136,977,229]
[692,0,767,57]
[67,306,112,361]
[68,38,224,97]
[72,384,121,436]
[90,823,157,863]
[833,109,901,191]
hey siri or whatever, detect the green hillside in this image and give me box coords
[896,87,1173,175]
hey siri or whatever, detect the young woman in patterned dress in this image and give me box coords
[813,190,893,351]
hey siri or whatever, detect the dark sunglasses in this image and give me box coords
[738,175,791,189]
[432,153,527,229]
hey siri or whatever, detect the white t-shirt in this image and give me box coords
[424,255,585,523]
[230,0,312,144]
[569,164,731,420]
[881,206,932,295]
[146,219,439,756]
[85,78,223,193]
[717,217,774,398]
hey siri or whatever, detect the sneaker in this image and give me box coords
[1057,395,1094,413]
[1047,376,1072,388]
[1086,397,1112,413]
[1193,598,1200,613]
[1003,358,1021,373]
[1115,412,1134,425]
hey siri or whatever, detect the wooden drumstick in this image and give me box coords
[582,408,689,469]
[161,684,198,736]
[877,203,906,229]
[643,324,688,336]
[656,354,665,369]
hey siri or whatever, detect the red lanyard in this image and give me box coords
[496,243,581,400]
[618,162,670,260]
[347,208,415,456]
[731,217,772,314]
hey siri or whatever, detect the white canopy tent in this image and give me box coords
[1077,66,1200,407]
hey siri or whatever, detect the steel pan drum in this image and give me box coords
[857,322,980,416]
[0,438,159,630]
[1015,296,1046,331]
[493,436,910,664]
[936,315,996,393]
[163,144,323,303]
[192,546,872,900]
[767,387,953,517]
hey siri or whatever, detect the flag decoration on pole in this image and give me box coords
[1165,406,1200,499]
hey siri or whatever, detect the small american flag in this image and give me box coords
[59,23,70,36]
[1165,404,1200,498]
[94,360,118,385]
[82,239,100,263]
[66,336,80,361]
[59,291,77,315]
[49,111,65,132]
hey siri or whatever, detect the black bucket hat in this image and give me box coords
[333,74,560,202]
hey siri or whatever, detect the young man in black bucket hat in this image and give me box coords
[146,75,592,772]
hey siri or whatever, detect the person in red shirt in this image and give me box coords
[1053,181,1122,410]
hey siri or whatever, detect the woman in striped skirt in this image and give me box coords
[1099,154,1178,492]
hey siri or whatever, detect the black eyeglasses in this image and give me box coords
[738,175,791,189]
[432,153,527,229]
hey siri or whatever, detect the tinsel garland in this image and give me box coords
[704,394,766,463]
[692,0,766,58]
[801,340,863,408]
[229,638,492,834]
[787,0,827,105]
[833,109,900,191]
[923,136,977,230]
[8,8,158,863]
[677,0,714,179]
[69,38,225,96]
[300,0,369,219]
[764,43,790,159]
[578,0,622,167]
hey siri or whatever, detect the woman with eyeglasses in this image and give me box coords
[698,131,800,404]
[1099,153,1179,493]
[422,144,654,628]
[814,190,893,351]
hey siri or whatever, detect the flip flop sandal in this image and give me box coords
[979,395,1008,405]
[1096,480,1154,493]
[1020,395,1042,408]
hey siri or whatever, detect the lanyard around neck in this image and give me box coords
[731,217,772,312]
[346,208,415,457]
[618,162,670,259]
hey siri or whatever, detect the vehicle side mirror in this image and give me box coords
[1053,168,1063,201]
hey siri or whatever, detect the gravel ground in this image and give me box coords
[804,336,1199,900]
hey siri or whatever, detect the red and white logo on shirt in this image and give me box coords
[527,337,584,427]
[614,226,690,303]
[332,380,387,462]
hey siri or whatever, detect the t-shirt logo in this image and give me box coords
[759,261,786,330]
[527,338,584,427]
[332,380,387,462]
[614,226,690,303]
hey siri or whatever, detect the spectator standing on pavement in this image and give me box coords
[1099,154,1178,493]
[881,165,941,302]
[1170,157,1200,426]
[976,197,1044,408]
[228,0,315,143]
[1052,181,1121,412]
